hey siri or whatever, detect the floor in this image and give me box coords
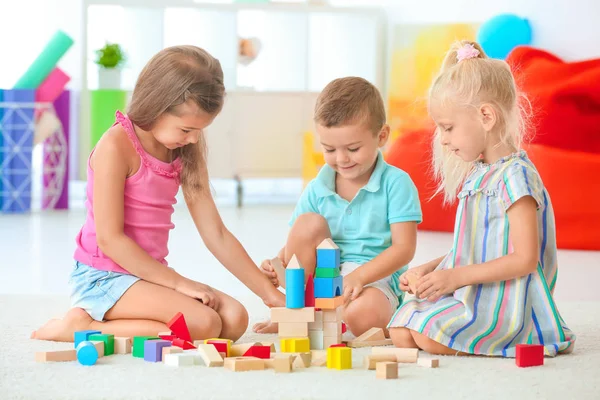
[1,204,599,302]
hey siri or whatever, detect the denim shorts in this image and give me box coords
[69,261,140,321]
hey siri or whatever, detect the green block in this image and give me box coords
[90,89,127,149]
[315,267,340,278]
[132,336,160,358]
[88,334,115,356]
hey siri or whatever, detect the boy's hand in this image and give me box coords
[343,270,365,302]
[259,258,280,287]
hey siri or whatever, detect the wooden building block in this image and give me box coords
[278,322,309,338]
[354,327,385,343]
[311,350,328,366]
[305,274,315,307]
[157,331,173,337]
[376,362,398,379]
[182,349,206,365]
[90,340,105,357]
[314,276,343,299]
[346,339,393,348]
[406,272,419,295]
[323,308,343,322]
[132,336,159,358]
[196,343,224,367]
[144,340,172,362]
[327,346,352,370]
[114,337,132,354]
[271,257,286,288]
[308,310,324,331]
[35,349,77,363]
[323,321,342,337]
[316,238,340,269]
[315,296,344,310]
[372,347,419,363]
[364,354,397,370]
[73,330,101,348]
[323,335,342,348]
[309,330,324,350]
[167,312,192,342]
[280,338,310,353]
[88,334,114,356]
[205,338,232,356]
[164,353,195,367]
[271,354,294,373]
[224,357,265,372]
[259,342,276,352]
[315,267,340,278]
[286,255,306,309]
[162,346,182,363]
[292,352,312,368]
[230,342,260,357]
[244,345,271,359]
[76,341,99,365]
[271,307,315,323]
[417,358,439,368]
[173,338,196,350]
[516,344,544,368]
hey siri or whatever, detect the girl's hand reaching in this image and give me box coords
[399,264,434,295]
[175,278,220,310]
[259,258,280,287]
[416,269,460,302]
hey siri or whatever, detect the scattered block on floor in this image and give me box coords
[35,349,77,363]
[417,358,439,368]
[144,340,172,362]
[74,330,102,348]
[224,357,265,372]
[278,322,309,338]
[230,342,260,357]
[314,276,343,299]
[323,335,343,349]
[346,339,393,348]
[372,347,418,363]
[132,336,159,358]
[157,331,172,337]
[308,310,324,331]
[243,345,271,359]
[164,353,195,367]
[182,349,206,366]
[265,354,293,373]
[167,312,192,342]
[376,362,398,379]
[292,352,312,368]
[162,346,182,363]
[280,338,310,353]
[259,342,276,353]
[270,307,315,323]
[327,346,352,370]
[364,354,397,370]
[309,330,324,350]
[76,341,99,366]
[205,338,232,357]
[88,334,115,356]
[90,341,105,357]
[311,350,328,366]
[114,337,132,354]
[516,344,544,368]
[196,343,224,367]
[353,327,385,343]
[316,238,340,268]
[159,334,177,341]
[315,296,344,310]
[173,338,196,350]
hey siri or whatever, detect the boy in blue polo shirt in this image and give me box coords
[254,77,422,337]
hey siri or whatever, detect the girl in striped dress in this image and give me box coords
[387,41,576,357]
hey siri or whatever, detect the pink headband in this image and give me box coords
[456,43,480,62]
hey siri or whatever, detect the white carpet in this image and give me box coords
[1,295,599,400]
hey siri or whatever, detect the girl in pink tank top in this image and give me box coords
[32,46,286,343]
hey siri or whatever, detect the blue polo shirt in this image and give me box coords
[290,152,422,298]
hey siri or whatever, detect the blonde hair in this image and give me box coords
[314,77,386,134]
[127,45,225,198]
[429,41,530,203]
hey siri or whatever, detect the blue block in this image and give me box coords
[74,330,102,348]
[314,276,343,298]
[316,248,340,269]
[76,341,98,366]
[144,339,172,362]
[0,89,35,212]
[285,267,305,309]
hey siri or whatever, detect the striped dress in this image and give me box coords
[388,151,576,357]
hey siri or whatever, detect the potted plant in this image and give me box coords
[95,43,126,89]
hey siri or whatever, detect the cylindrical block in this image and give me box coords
[76,341,99,366]
[285,268,305,309]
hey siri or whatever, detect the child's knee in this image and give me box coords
[390,327,418,348]
[292,213,329,239]
[222,302,249,341]
[188,308,222,340]
[344,299,387,337]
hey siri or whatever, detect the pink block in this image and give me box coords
[36,68,70,103]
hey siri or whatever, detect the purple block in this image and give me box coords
[144,339,172,362]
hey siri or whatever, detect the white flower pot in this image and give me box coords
[98,68,122,89]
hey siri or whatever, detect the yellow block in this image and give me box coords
[280,338,310,353]
[327,346,352,370]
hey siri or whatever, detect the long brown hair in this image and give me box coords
[127,45,225,198]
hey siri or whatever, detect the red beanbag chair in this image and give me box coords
[506,46,600,154]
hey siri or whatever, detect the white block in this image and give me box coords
[183,349,206,366]
[309,330,324,350]
[164,353,195,367]
[309,311,324,331]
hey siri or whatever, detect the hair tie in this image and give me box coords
[456,43,480,63]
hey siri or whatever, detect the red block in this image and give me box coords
[159,335,177,341]
[516,344,544,368]
[167,312,192,342]
[207,341,228,355]
[330,343,347,348]
[341,322,347,334]
[305,274,315,307]
[172,338,196,350]
[243,345,271,359]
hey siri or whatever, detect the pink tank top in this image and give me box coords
[74,111,183,274]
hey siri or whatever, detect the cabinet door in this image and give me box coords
[204,95,236,179]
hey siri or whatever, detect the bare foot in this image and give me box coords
[252,320,278,334]
[31,308,94,342]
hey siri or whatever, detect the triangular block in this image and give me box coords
[167,312,192,342]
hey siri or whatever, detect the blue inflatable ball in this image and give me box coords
[477,14,532,59]
[77,341,98,366]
